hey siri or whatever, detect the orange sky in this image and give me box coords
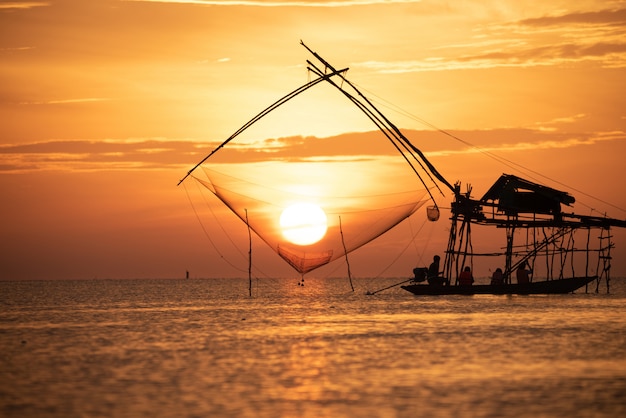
[1,0,625,280]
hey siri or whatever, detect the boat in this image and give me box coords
[401,174,626,296]
[180,41,626,296]
[401,276,596,296]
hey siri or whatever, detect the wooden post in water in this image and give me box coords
[245,209,252,297]
[339,216,354,292]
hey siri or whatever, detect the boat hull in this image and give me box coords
[401,276,596,296]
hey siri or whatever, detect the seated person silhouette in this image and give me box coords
[458,266,474,286]
[427,255,447,286]
[516,263,531,284]
[491,268,504,285]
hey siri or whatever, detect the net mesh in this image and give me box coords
[194,159,429,273]
[187,75,437,274]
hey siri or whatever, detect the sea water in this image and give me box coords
[1,277,625,418]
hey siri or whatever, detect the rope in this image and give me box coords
[355,82,626,215]
[191,177,248,262]
[178,66,348,185]
[183,181,247,273]
[305,59,446,203]
[360,212,433,294]
[372,213,430,279]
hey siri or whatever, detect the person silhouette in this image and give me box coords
[427,255,446,286]
[458,266,474,286]
[491,268,504,285]
[516,262,531,284]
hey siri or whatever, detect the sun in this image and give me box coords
[280,203,328,246]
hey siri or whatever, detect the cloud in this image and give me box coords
[357,42,626,73]
[354,7,626,73]
[425,130,626,158]
[0,47,35,51]
[0,2,49,9]
[19,98,112,105]
[1,129,623,173]
[0,138,210,173]
[519,8,626,27]
[532,114,587,131]
[356,42,626,72]
[124,0,421,6]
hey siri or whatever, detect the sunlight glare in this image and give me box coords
[280,202,328,246]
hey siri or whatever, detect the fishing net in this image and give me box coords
[185,45,445,274]
[193,155,430,274]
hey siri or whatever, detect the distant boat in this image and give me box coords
[180,41,626,296]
